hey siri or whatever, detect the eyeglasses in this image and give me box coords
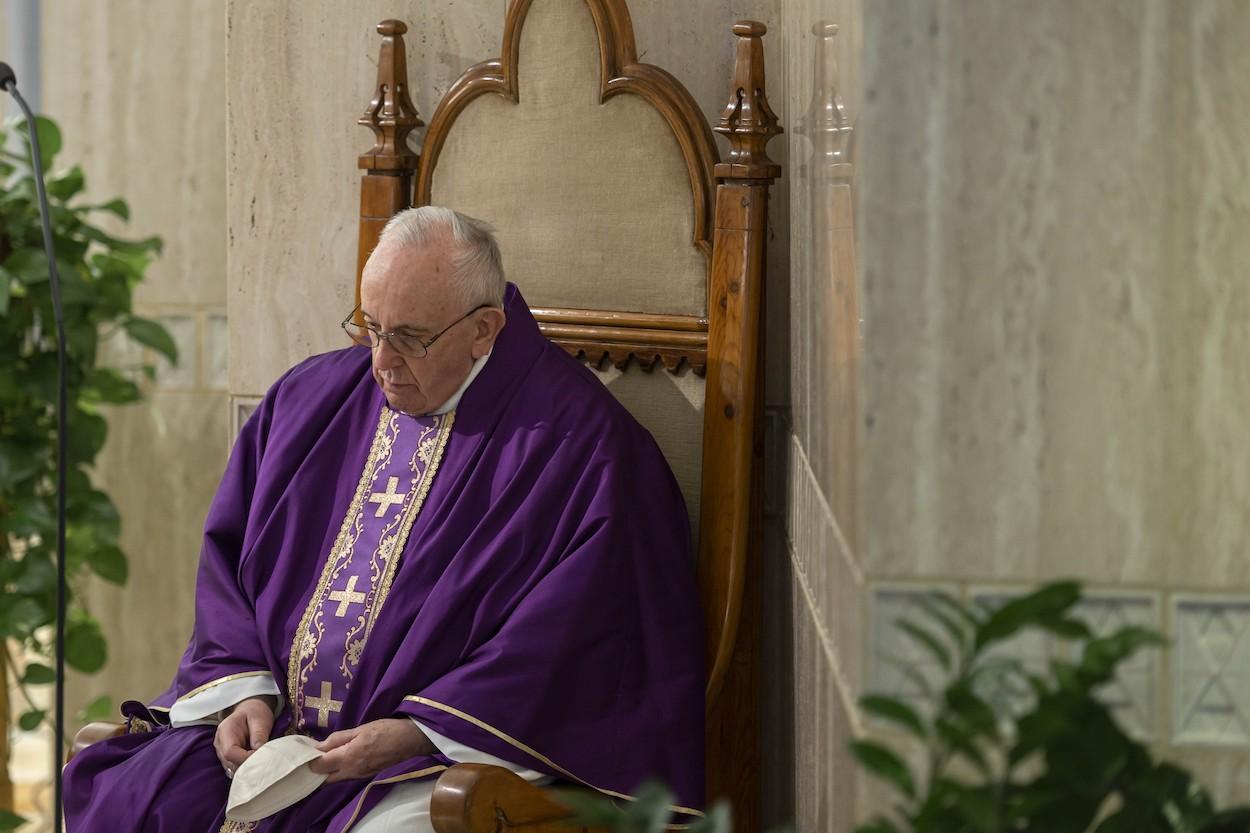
[341,304,491,359]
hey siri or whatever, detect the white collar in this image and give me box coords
[422,349,491,416]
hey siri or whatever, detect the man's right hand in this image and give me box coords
[213,695,276,779]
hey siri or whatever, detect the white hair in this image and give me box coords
[375,206,506,307]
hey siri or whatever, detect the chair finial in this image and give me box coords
[358,19,422,171]
[714,19,782,180]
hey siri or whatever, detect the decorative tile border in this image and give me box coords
[868,583,959,718]
[230,395,262,443]
[204,312,229,391]
[153,313,197,390]
[1172,595,1250,746]
[1073,592,1160,740]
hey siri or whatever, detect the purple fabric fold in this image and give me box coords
[64,283,704,832]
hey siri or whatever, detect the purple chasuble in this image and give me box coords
[63,283,705,833]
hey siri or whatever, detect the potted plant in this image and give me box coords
[853,581,1250,833]
[0,113,176,830]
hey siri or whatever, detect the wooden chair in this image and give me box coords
[74,1,780,830]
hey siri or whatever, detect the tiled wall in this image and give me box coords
[762,0,861,829]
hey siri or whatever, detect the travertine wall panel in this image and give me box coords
[37,0,229,720]
[860,0,1250,589]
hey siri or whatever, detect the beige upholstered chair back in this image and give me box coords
[416,0,715,537]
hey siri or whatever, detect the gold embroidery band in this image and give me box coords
[287,406,392,721]
[286,407,455,732]
[216,820,257,833]
[175,670,273,703]
[340,764,448,831]
[366,413,454,641]
[404,696,704,819]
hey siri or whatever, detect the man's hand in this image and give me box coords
[213,695,276,779]
[309,718,435,784]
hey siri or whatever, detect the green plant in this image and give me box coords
[852,581,1250,833]
[0,113,175,796]
[559,781,734,833]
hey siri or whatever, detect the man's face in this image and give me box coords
[358,237,501,416]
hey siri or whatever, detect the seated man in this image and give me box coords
[63,207,705,832]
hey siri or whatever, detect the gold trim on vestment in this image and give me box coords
[403,696,705,819]
[339,764,449,831]
[175,670,273,703]
[366,416,453,643]
[286,406,454,732]
[216,820,257,833]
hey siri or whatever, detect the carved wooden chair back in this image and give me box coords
[352,1,780,827]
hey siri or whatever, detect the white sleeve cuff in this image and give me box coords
[409,718,552,784]
[168,673,283,727]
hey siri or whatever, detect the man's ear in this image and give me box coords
[471,308,507,358]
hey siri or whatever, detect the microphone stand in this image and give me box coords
[1,61,69,833]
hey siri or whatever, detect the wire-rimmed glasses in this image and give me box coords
[341,303,491,359]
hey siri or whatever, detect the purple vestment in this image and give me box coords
[63,283,705,832]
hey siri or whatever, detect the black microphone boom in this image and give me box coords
[2,60,71,833]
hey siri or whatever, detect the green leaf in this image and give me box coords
[896,619,952,671]
[86,543,128,585]
[21,662,57,685]
[47,164,86,200]
[0,597,44,638]
[67,406,110,465]
[854,822,904,833]
[1079,626,1166,687]
[850,739,915,799]
[975,581,1082,651]
[0,265,10,315]
[861,694,928,739]
[1038,616,1092,641]
[84,366,142,405]
[944,682,1000,741]
[123,315,178,364]
[554,788,625,827]
[89,197,131,221]
[622,780,677,833]
[12,114,62,171]
[935,714,992,776]
[0,809,27,832]
[914,593,972,653]
[66,616,108,673]
[691,800,732,833]
[2,247,49,284]
[77,694,115,723]
[0,437,44,490]
[18,708,46,731]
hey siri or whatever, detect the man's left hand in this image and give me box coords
[309,718,435,783]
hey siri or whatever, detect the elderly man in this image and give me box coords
[63,207,705,832]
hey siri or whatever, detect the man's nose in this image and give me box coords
[373,337,405,366]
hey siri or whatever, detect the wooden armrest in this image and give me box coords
[68,721,126,763]
[430,763,608,833]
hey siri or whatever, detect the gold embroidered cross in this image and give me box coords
[328,575,366,617]
[306,681,343,728]
[368,476,407,517]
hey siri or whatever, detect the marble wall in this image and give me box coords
[37,0,229,720]
[858,0,1250,815]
